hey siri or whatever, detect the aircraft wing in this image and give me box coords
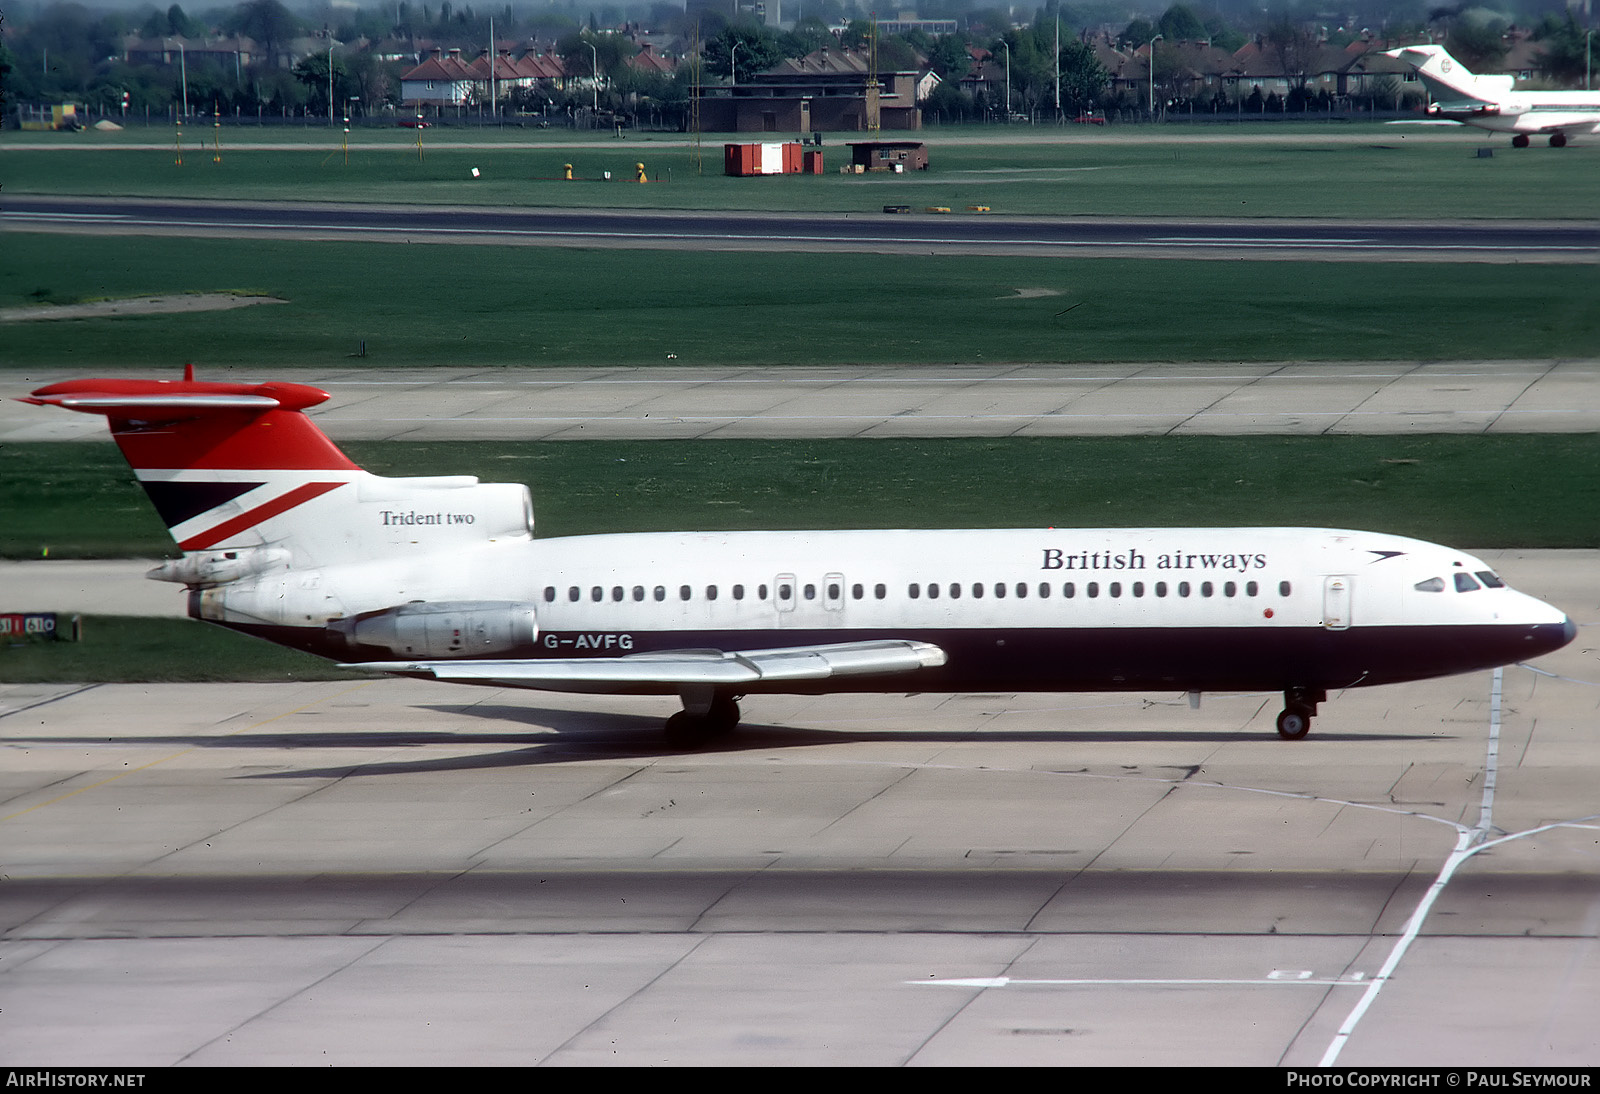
[345,638,948,693]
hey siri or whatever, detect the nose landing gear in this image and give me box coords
[1276,688,1326,739]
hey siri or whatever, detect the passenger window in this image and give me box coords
[612,586,624,602]
[1155,582,1167,597]
[1109,582,1121,597]
[804,584,816,600]
[852,583,863,599]
[632,586,644,602]
[874,583,886,599]
[679,585,692,601]
[927,583,939,600]
[1132,582,1143,597]
[1063,582,1075,598]
[949,584,960,599]
[994,582,1006,599]
[777,583,792,601]
[1454,572,1481,592]
[543,586,556,603]
[569,586,581,603]
[908,583,920,599]
[1178,582,1190,598]
[1414,577,1445,592]
[1038,582,1051,598]
[654,586,666,602]
[1086,582,1098,598]
[1015,582,1027,598]
[1279,581,1292,596]
[591,586,604,603]
[828,582,841,600]
[706,585,718,600]
[733,584,745,600]
[1224,581,1236,597]
[1246,581,1258,596]
[972,583,983,599]
[1201,582,1214,597]
[759,584,769,600]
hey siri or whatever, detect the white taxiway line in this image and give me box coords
[918,976,1369,988]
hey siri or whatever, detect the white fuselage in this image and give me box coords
[197,524,1571,695]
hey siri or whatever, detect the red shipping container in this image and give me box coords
[723,143,761,177]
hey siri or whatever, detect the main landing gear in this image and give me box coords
[664,690,741,747]
[1275,687,1326,740]
[1510,134,1569,148]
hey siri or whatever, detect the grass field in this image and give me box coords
[3,232,1596,369]
[9,434,1600,561]
[5,123,1598,218]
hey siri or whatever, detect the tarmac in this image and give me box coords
[4,364,1599,1066]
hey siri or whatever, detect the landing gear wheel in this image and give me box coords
[1276,707,1312,740]
[663,695,742,748]
[1550,133,1568,148]
[707,694,741,734]
[1512,134,1530,148]
[663,711,708,748]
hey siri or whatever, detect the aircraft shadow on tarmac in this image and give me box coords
[3,702,1445,778]
[236,699,1442,777]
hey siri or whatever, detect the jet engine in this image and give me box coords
[327,601,539,659]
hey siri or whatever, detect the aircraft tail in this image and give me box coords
[1385,44,1515,108]
[23,370,534,587]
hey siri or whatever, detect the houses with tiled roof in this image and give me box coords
[626,42,677,75]
[399,46,569,107]
[400,47,481,106]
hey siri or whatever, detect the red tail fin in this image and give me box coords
[24,373,359,551]
[23,375,357,472]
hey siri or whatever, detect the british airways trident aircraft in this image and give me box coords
[25,373,1575,743]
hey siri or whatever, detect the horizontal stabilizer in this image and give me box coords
[345,639,948,693]
[23,378,334,420]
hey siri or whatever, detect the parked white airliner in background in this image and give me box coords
[24,372,1575,743]
[1385,44,1600,146]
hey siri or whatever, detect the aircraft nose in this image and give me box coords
[1563,615,1578,645]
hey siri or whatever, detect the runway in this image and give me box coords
[2,551,1598,1065]
[5,194,1595,262]
[6,360,1600,443]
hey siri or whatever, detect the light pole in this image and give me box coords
[1054,14,1060,121]
[1148,34,1163,119]
[999,39,1009,118]
[328,42,335,125]
[168,38,189,119]
[1587,28,1594,91]
[730,41,740,88]
[586,39,599,116]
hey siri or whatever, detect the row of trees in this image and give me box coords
[3,1,1595,123]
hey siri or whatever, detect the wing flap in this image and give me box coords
[345,639,947,692]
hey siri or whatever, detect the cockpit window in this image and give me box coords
[1476,571,1505,588]
[1454,572,1482,592]
[1414,577,1445,592]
